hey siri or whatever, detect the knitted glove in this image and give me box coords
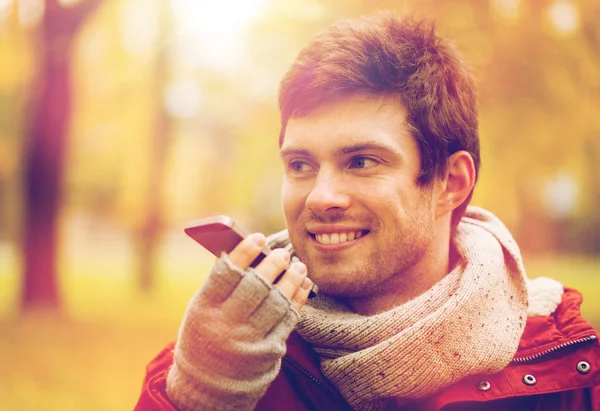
[166,253,300,411]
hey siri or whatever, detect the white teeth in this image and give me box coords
[315,231,364,244]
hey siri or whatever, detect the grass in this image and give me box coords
[0,246,214,411]
[0,251,599,410]
[0,315,177,411]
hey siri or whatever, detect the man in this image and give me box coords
[135,12,600,410]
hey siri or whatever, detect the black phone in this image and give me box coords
[184,215,318,298]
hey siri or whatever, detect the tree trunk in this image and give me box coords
[21,0,102,311]
[136,1,173,293]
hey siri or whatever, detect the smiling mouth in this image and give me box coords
[310,230,369,245]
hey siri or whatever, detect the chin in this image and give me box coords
[316,281,373,298]
[307,267,371,298]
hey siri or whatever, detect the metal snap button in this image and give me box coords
[576,361,591,374]
[523,374,536,386]
[478,380,491,391]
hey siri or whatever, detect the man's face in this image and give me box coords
[280,94,438,298]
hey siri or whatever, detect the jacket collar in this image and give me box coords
[433,287,600,405]
[515,287,598,360]
[286,288,600,405]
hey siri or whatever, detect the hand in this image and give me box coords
[165,232,313,411]
[220,232,313,311]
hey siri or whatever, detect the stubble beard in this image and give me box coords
[290,209,435,299]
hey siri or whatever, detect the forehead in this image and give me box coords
[281,94,414,155]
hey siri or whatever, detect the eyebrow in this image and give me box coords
[339,142,399,155]
[279,148,311,158]
[280,141,400,158]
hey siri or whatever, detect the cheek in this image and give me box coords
[360,178,408,208]
[281,181,304,221]
[370,182,423,223]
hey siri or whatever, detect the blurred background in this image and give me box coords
[0,0,599,409]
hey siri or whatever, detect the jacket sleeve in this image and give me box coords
[134,342,178,411]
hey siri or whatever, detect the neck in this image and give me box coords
[344,217,455,316]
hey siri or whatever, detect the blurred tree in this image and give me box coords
[135,0,173,293]
[22,0,103,311]
[578,0,600,254]
[0,11,32,243]
[477,0,600,254]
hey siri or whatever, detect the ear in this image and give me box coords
[435,151,476,219]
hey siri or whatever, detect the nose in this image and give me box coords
[305,170,351,215]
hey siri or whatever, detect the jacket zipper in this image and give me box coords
[511,334,597,363]
[283,356,325,387]
[282,356,351,409]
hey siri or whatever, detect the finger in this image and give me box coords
[274,262,307,300]
[290,276,313,312]
[198,254,245,305]
[266,308,299,341]
[228,233,266,270]
[253,248,291,284]
[221,269,271,320]
[248,288,290,336]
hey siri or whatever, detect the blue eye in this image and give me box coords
[350,157,376,169]
[288,161,312,172]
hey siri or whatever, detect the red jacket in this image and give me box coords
[135,288,600,410]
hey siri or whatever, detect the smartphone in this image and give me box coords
[184,215,317,298]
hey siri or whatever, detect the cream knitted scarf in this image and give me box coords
[291,207,538,410]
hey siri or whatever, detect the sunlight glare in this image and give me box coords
[0,0,12,13]
[119,0,158,56]
[58,0,82,7]
[164,80,203,119]
[544,172,579,218]
[547,0,579,37]
[491,0,520,21]
[170,0,267,69]
[17,0,44,28]
[0,0,13,25]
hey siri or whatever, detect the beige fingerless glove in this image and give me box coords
[166,254,299,411]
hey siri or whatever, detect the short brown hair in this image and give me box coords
[279,12,480,205]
